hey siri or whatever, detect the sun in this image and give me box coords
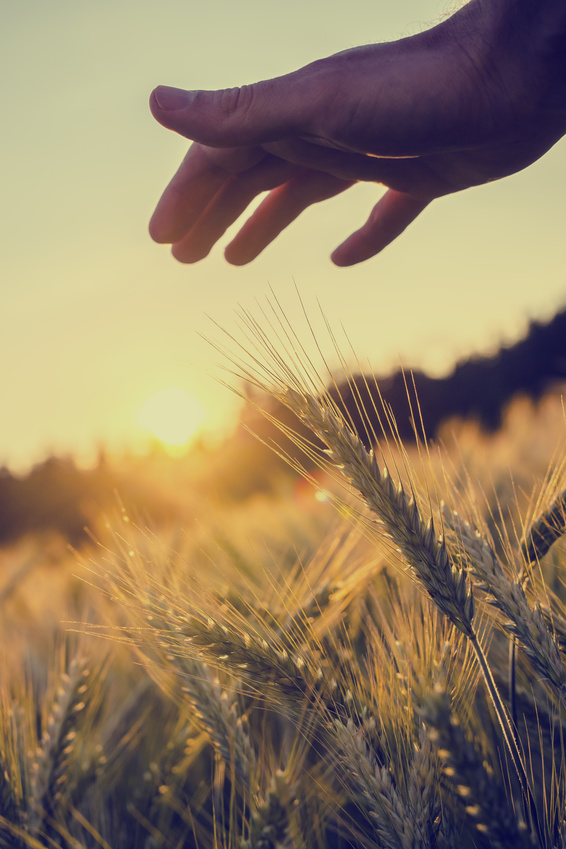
[137,387,205,449]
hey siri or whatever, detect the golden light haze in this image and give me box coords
[137,387,205,450]
[2,0,566,470]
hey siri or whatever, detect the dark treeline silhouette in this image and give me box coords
[1,307,565,544]
[203,306,566,499]
[329,305,566,447]
[0,456,110,546]
[0,452,186,547]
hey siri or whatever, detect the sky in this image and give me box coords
[2,0,565,471]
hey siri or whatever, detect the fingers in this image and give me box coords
[170,156,299,263]
[151,141,435,266]
[224,171,353,265]
[150,133,447,247]
[149,144,268,244]
[331,190,431,266]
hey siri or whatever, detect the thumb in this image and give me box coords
[150,74,316,147]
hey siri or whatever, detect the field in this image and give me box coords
[1,318,566,849]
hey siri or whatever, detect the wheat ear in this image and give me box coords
[406,728,443,849]
[420,677,530,849]
[181,665,257,793]
[442,506,566,705]
[521,487,566,564]
[241,768,300,849]
[134,614,258,792]
[332,717,439,849]
[284,389,475,638]
[28,657,89,840]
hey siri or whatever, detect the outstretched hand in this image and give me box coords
[149,0,566,266]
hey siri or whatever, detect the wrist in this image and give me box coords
[478,0,566,65]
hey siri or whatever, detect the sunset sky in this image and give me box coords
[2,0,566,470]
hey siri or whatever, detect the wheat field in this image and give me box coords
[1,307,566,849]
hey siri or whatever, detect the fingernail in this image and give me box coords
[153,86,195,111]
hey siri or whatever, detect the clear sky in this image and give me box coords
[2,0,565,470]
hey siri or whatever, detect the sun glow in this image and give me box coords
[137,387,205,449]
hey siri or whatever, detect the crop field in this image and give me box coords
[1,315,566,849]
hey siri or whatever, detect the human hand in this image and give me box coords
[149,0,566,266]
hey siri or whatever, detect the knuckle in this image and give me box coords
[218,84,255,118]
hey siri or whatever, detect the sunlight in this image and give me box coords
[137,387,205,449]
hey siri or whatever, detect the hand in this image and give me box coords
[149,0,566,266]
